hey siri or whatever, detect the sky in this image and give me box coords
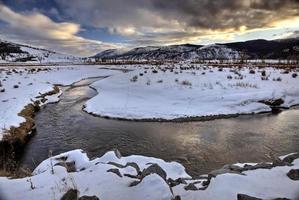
[0,0,299,56]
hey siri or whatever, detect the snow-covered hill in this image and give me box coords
[93,38,299,61]
[0,40,81,63]
[93,44,241,61]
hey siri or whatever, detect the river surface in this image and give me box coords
[20,77,299,176]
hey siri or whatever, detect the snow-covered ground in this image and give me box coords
[84,65,299,120]
[0,149,298,200]
[0,66,121,140]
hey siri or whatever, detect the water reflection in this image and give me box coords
[21,80,299,176]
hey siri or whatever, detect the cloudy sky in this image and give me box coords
[0,0,299,56]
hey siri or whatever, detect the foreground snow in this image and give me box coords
[0,66,121,140]
[0,149,298,200]
[84,65,299,120]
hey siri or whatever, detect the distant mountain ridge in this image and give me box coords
[93,38,299,61]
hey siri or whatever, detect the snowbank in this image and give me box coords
[0,66,121,140]
[0,149,298,200]
[84,65,299,120]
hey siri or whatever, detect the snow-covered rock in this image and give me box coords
[0,149,298,200]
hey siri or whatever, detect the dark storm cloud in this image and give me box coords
[54,0,299,30]
[0,0,298,56]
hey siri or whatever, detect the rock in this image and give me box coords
[129,180,141,187]
[55,161,76,172]
[237,194,262,200]
[259,98,284,107]
[113,149,122,159]
[60,189,78,200]
[123,173,138,179]
[126,162,141,174]
[172,195,181,200]
[282,153,299,164]
[209,164,243,177]
[287,169,299,180]
[78,195,100,200]
[243,163,273,171]
[107,168,122,177]
[141,163,167,180]
[168,178,187,187]
[184,183,197,191]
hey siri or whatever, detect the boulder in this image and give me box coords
[237,194,262,200]
[60,189,78,200]
[78,195,100,200]
[287,169,299,180]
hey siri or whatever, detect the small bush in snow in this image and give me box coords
[218,68,223,72]
[292,73,298,78]
[130,75,138,82]
[202,72,205,75]
[0,81,2,87]
[146,79,151,85]
[273,77,282,81]
[282,70,290,74]
[234,82,258,88]
[139,73,143,76]
[261,76,268,81]
[227,75,232,79]
[249,69,255,74]
[152,70,158,73]
[13,85,19,88]
[174,71,179,74]
[175,78,179,83]
[0,88,5,93]
[261,70,266,76]
[157,80,163,83]
[181,80,192,86]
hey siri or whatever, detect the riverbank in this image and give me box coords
[0,66,121,173]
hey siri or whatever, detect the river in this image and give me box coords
[20,77,299,176]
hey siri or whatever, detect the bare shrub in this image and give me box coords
[261,70,266,76]
[157,80,163,83]
[231,82,258,88]
[181,80,192,86]
[249,69,255,74]
[130,75,138,82]
[273,77,282,81]
[227,75,232,79]
[146,79,151,85]
[175,78,179,83]
[292,73,298,78]
[13,85,19,88]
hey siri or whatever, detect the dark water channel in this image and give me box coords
[20,77,299,176]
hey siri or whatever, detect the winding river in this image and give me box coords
[20,77,299,176]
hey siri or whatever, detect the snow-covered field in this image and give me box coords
[0,66,121,140]
[84,65,299,120]
[1,64,299,199]
[0,149,298,200]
